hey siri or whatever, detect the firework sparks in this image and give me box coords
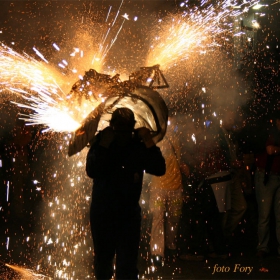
[0,44,86,131]
[92,0,128,69]
[0,44,106,132]
[5,263,51,279]
[0,44,65,95]
[1,0,275,279]
[146,0,259,69]
[0,2,132,277]
[0,0,130,133]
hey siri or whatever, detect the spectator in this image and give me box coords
[255,110,280,258]
[178,120,207,261]
[3,118,33,231]
[191,118,231,259]
[220,110,247,245]
[180,110,247,260]
[149,119,189,267]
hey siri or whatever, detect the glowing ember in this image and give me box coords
[5,263,51,279]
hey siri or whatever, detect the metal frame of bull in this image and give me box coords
[68,65,169,156]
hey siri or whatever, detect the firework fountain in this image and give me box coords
[0,0,260,279]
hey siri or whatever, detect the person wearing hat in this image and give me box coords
[86,107,166,280]
[255,110,280,258]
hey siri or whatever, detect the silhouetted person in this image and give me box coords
[180,111,246,260]
[86,107,166,280]
[149,119,189,266]
[4,118,32,231]
[255,111,280,258]
[220,110,247,243]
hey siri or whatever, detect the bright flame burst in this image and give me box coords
[146,0,259,69]
[0,44,66,98]
[0,0,128,133]
[0,43,83,132]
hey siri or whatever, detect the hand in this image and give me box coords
[135,127,155,148]
[99,126,115,148]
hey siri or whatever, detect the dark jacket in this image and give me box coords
[86,133,166,214]
[255,129,280,173]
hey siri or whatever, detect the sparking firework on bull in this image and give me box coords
[68,64,169,156]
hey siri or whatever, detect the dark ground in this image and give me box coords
[1,192,280,279]
[136,192,280,280]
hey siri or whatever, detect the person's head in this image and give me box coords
[110,107,136,145]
